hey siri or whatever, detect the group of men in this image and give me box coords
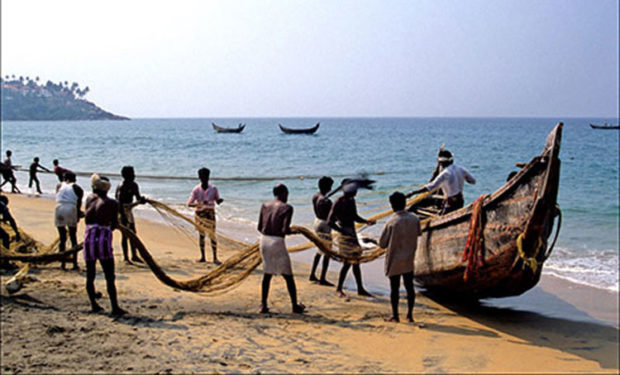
[1,148,475,323]
[255,148,474,322]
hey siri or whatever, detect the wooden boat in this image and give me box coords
[590,122,619,129]
[278,122,319,134]
[410,123,563,299]
[212,122,245,133]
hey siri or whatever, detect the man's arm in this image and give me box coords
[73,185,84,216]
[282,205,293,235]
[327,201,343,234]
[214,186,223,205]
[38,164,51,172]
[378,222,391,249]
[464,169,476,185]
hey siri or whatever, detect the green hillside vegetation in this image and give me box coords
[1,75,129,121]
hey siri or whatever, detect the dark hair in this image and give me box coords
[273,183,288,197]
[53,159,59,165]
[64,172,77,182]
[6,150,11,156]
[121,166,135,180]
[389,191,406,211]
[34,157,39,162]
[318,176,334,194]
[0,195,8,205]
[198,167,210,179]
[439,150,452,159]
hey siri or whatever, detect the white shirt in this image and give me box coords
[425,164,475,198]
[56,182,78,205]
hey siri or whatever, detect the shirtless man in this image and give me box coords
[115,166,146,263]
[0,195,21,269]
[187,168,223,264]
[83,174,125,316]
[29,157,51,194]
[1,150,20,194]
[55,172,84,270]
[309,176,335,286]
[328,182,375,298]
[257,184,305,314]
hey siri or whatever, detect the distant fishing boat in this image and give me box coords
[278,122,320,134]
[212,122,245,133]
[409,123,563,299]
[590,122,619,130]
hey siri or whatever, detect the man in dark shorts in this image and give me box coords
[115,166,146,263]
[29,157,51,194]
[187,168,223,264]
[83,174,125,316]
[328,182,376,298]
[309,176,335,286]
[257,184,305,314]
[379,192,421,323]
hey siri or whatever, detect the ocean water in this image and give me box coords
[1,118,618,294]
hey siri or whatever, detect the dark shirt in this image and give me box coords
[85,193,119,229]
[115,180,141,205]
[257,199,293,237]
[29,161,48,176]
[312,192,332,220]
[327,195,367,234]
[53,165,70,181]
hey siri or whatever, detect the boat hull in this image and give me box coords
[413,123,563,299]
[279,123,320,134]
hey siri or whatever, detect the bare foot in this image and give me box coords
[407,316,415,323]
[309,275,319,282]
[258,305,270,314]
[91,304,103,313]
[196,258,206,263]
[336,290,347,298]
[213,259,222,266]
[292,303,306,314]
[319,279,335,287]
[384,317,399,323]
[358,289,373,298]
[131,257,144,264]
[111,308,127,317]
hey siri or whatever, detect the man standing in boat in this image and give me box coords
[379,192,421,323]
[188,167,223,264]
[407,150,476,214]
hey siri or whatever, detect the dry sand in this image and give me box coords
[1,194,618,373]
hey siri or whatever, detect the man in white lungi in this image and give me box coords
[55,172,84,270]
[257,184,305,314]
[379,192,421,323]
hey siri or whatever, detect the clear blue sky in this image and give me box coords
[1,0,618,118]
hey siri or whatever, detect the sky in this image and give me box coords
[1,0,618,118]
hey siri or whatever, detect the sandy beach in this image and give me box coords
[1,194,618,373]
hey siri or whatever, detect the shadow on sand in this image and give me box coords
[424,288,620,370]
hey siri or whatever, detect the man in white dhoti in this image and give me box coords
[257,184,305,314]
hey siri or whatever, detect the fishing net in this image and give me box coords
[2,189,432,295]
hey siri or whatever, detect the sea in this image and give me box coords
[1,117,618,299]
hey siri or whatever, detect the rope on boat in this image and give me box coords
[462,195,487,282]
[517,203,562,273]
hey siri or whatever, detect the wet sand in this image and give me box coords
[1,194,618,373]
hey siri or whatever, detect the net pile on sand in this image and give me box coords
[2,190,432,295]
